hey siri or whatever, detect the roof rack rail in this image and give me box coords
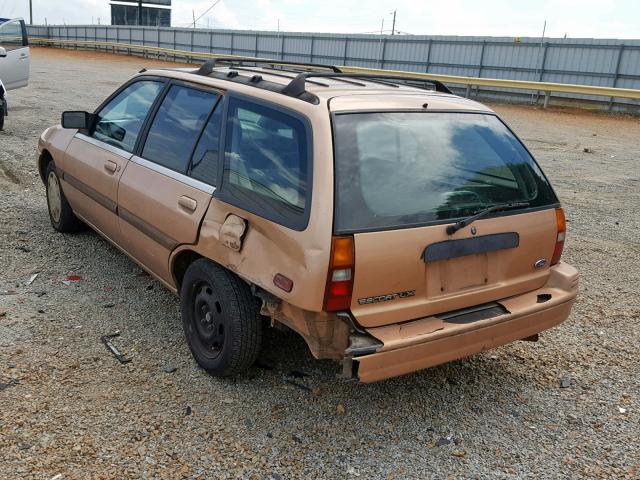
[197,56,342,76]
[282,72,453,97]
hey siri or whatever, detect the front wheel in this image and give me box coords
[180,259,262,376]
[45,161,82,232]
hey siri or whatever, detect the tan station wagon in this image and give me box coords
[37,57,578,382]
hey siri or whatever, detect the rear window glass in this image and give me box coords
[333,112,558,233]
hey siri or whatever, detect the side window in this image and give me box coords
[222,97,310,230]
[190,104,223,186]
[142,85,219,173]
[93,80,163,152]
[0,20,24,51]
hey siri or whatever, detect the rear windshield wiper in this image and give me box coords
[446,202,530,235]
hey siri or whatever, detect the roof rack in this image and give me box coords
[282,72,453,97]
[192,57,454,105]
[197,56,342,76]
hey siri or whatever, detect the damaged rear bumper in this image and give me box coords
[350,262,579,383]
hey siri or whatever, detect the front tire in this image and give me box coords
[45,162,82,232]
[180,259,262,376]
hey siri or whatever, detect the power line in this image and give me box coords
[188,0,223,28]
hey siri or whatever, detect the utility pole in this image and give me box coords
[192,9,196,28]
[137,0,143,26]
[29,0,33,25]
[391,9,397,35]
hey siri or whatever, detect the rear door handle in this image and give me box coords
[104,160,117,173]
[178,196,197,212]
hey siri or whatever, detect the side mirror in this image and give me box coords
[61,111,94,130]
[0,47,7,58]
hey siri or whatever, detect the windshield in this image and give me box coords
[333,112,558,233]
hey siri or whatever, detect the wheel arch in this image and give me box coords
[38,149,54,184]
[170,248,204,291]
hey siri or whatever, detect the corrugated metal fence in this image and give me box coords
[27,24,640,111]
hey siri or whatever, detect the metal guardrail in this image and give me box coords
[30,37,640,107]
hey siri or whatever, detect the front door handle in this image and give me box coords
[178,195,197,212]
[104,160,117,173]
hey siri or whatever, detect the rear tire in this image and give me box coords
[180,259,262,376]
[45,162,82,233]
[0,100,4,131]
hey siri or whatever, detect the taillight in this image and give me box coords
[324,236,355,311]
[551,207,566,265]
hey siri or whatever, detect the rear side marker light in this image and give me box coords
[324,236,355,311]
[273,273,293,293]
[551,207,566,266]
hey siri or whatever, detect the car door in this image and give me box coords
[0,19,29,90]
[117,81,221,284]
[62,78,165,245]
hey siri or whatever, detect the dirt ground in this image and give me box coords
[1,47,639,479]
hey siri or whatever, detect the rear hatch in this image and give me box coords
[332,110,560,328]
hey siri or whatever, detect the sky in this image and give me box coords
[1,0,639,39]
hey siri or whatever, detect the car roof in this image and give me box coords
[142,64,492,113]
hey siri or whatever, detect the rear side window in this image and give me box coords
[93,80,163,152]
[220,97,311,230]
[142,85,219,172]
[189,105,223,186]
[333,112,558,233]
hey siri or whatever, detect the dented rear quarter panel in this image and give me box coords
[170,95,335,312]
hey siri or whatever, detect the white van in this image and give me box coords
[0,17,30,130]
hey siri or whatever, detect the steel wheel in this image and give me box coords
[191,281,226,359]
[180,259,262,376]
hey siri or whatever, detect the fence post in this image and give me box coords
[230,31,235,55]
[280,34,285,60]
[342,37,348,66]
[534,42,549,104]
[476,40,486,96]
[254,33,258,57]
[425,38,432,72]
[309,35,314,63]
[380,37,387,69]
[608,44,625,111]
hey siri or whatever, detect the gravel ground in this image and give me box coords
[1,47,639,480]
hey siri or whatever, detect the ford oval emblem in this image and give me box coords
[534,258,548,269]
